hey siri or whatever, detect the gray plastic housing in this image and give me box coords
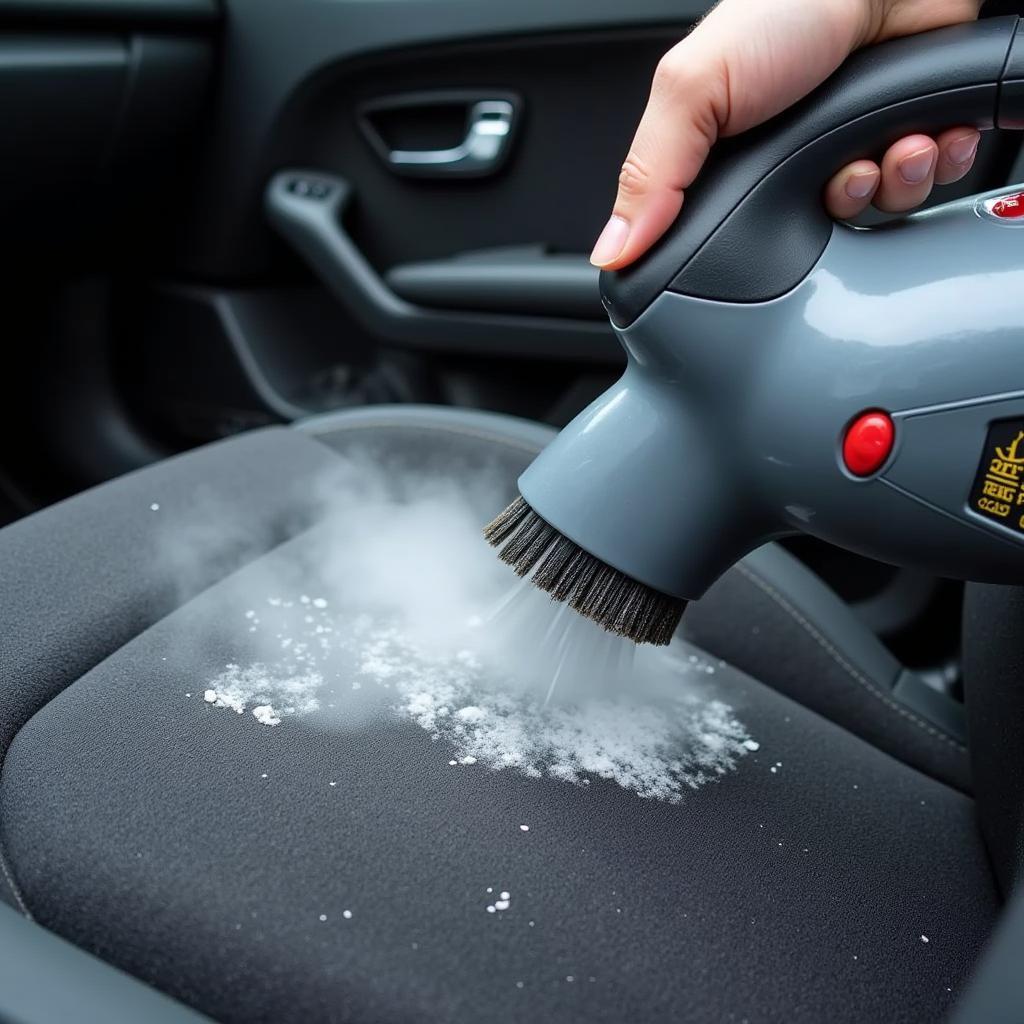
[520,187,1024,600]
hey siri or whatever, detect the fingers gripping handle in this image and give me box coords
[601,15,1024,327]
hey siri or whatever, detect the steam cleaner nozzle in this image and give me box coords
[484,496,686,646]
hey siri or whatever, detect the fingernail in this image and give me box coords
[898,148,936,185]
[947,133,980,166]
[590,215,630,267]
[845,171,878,200]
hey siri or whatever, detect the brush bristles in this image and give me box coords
[484,495,686,646]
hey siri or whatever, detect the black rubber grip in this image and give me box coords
[600,15,1024,326]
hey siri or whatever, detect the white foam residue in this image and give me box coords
[252,705,281,727]
[202,663,321,724]
[361,625,754,802]
[189,462,755,803]
[198,604,753,802]
[204,687,245,714]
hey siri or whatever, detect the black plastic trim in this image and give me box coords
[265,170,621,361]
[385,246,602,320]
[0,0,219,26]
[0,903,212,1024]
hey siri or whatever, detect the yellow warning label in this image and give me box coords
[971,424,1024,526]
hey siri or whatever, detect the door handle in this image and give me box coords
[388,100,515,176]
[358,91,520,180]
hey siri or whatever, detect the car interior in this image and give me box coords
[1,1,1023,1021]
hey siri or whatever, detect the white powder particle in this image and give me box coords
[199,664,321,724]
[204,689,245,714]
[743,740,760,751]
[245,610,256,620]
[486,906,496,914]
[313,598,328,609]
[494,899,510,911]
[486,888,493,894]
[149,503,160,511]
[356,626,759,803]
[500,891,510,900]
[519,824,529,832]
[343,910,353,920]
[329,781,337,787]
[252,705,281,727]
[921,935,929,943]
[319,914,327,922]
[770,766,778,774]
[448,760,458,766]
[566,976,575,983]
[260,773,268,779]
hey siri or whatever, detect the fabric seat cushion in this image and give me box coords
[0,406,999,1024]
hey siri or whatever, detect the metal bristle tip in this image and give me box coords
[483,495,687,646]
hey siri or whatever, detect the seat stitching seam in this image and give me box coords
[734,563,966,751]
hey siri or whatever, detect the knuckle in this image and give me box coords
[653,53,688,96]
[617,156,652,199]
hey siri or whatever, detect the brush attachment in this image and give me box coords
[484,495,686,646]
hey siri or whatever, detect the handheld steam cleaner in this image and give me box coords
[486,16,1024,645]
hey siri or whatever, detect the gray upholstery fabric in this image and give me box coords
[684,549,971,792]
[0,533,1000,1024]
[0,406,1000,1023]
[0,428,340,755]
[0,427,341,911]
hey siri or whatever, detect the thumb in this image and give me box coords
[590,47,727,270]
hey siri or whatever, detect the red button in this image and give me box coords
[991,192,1024,218]
[843,411,894,477]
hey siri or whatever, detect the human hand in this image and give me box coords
[591,0,984,269]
